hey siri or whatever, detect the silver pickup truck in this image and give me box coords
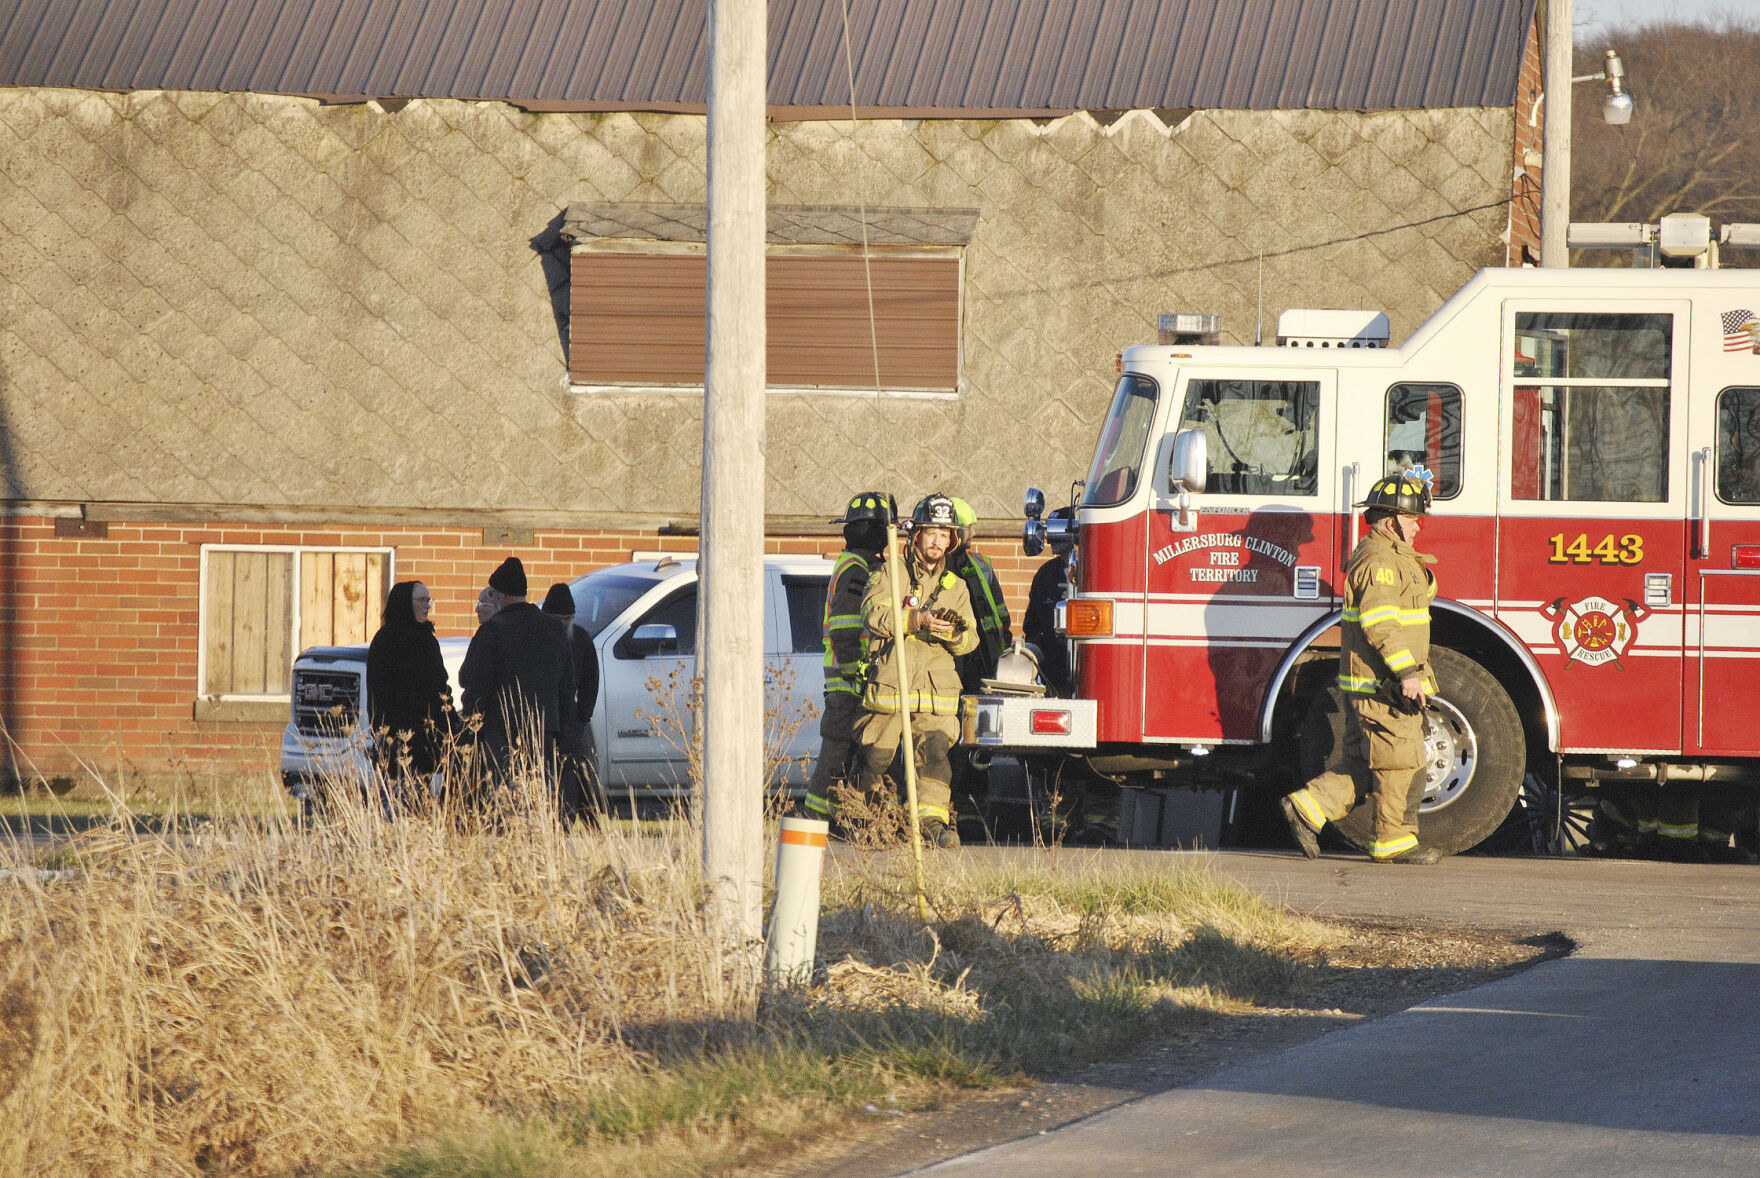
[279,555,833,804]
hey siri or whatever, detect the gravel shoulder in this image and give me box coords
[771,919,1570,1178]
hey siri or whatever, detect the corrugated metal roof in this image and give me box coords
[561,203,980,245]
[0,0,1535,113]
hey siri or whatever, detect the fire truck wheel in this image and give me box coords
[1300,647,1525,857]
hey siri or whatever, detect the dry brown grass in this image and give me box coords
[0,758,747,1177]
[0,744,1353,1178]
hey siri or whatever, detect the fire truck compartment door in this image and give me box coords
[1688,384,1760,755]
[1696,572,1760,753]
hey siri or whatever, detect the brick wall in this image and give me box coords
[0,515,1051,791]
[1506,12,1543,266]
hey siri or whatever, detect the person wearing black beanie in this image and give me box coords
[366,581,455,800]
[460,557,572,795]
[540,583,574,614]
[542,582,603,823]
[488,556,527,599]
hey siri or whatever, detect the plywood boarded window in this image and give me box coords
[202,550,294,697]
[298,551,386,650]
[569,251,961,390]
[200,546,390,698]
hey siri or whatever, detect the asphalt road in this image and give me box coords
[925,848,1760,1177]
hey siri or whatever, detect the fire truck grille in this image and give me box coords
[292,668,361,736]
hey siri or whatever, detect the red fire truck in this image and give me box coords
[967,261,1760,856]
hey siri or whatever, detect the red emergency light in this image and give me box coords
[1030,709,1073,736]
[1734,545,1760,570]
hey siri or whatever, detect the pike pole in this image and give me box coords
[882,520,930,920]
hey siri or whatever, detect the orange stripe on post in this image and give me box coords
[779,829,828,848]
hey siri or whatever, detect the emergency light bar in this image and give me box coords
[1158,312,1221,346]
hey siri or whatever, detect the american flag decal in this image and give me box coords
[1722,308,1758,352]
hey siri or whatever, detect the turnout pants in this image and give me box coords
[1288,694,1426,859]
[804,692,864,816]
[854,708,957,826]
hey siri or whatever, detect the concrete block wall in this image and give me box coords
[1,89,1516,529]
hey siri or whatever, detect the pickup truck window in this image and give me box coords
[782,576,832,653]
[571,573,658,638]
[616,589,697,658]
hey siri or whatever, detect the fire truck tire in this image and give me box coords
[1299,647,1526,857]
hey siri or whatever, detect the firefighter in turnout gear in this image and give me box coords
[856,493,980,848]
[801,491,893,820]
[946,497,1013,694]
[1282,471,1444,864]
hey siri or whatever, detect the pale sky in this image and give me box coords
[1575,0,1760,42]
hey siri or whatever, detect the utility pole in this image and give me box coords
[1540,0,1572,268]
[700,0,766,997]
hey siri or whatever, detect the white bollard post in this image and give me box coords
[765,815,830,984]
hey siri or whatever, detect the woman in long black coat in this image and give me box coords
[367,581,455,790]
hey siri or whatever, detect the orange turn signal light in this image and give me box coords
[1063,598,1114,638]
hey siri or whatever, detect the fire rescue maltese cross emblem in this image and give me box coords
[1541,595,1650,669]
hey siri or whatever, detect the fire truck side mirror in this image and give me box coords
[1171,428,1208,494]
[1022,486,1048,555]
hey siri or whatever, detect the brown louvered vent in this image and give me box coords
[568,252,960,391]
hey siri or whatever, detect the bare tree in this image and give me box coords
[1572,15,1760,258]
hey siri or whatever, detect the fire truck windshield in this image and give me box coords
[1083,373,1158,506]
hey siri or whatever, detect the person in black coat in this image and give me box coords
[542,582,604,822]
[1022,508,1077,698]
[366,580,455,795]
[459,557,573,789]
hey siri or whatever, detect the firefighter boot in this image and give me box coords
[1382,765,1442,862]
[1280,795,1321,859]
[921,817,961,849]
[1379,845,1444,864]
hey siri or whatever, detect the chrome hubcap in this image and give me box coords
[1419,697,1477,813]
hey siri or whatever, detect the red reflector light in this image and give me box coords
[1735,545,1760,570]
[1030,709,1072,736]
[1063,599,1114,637]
